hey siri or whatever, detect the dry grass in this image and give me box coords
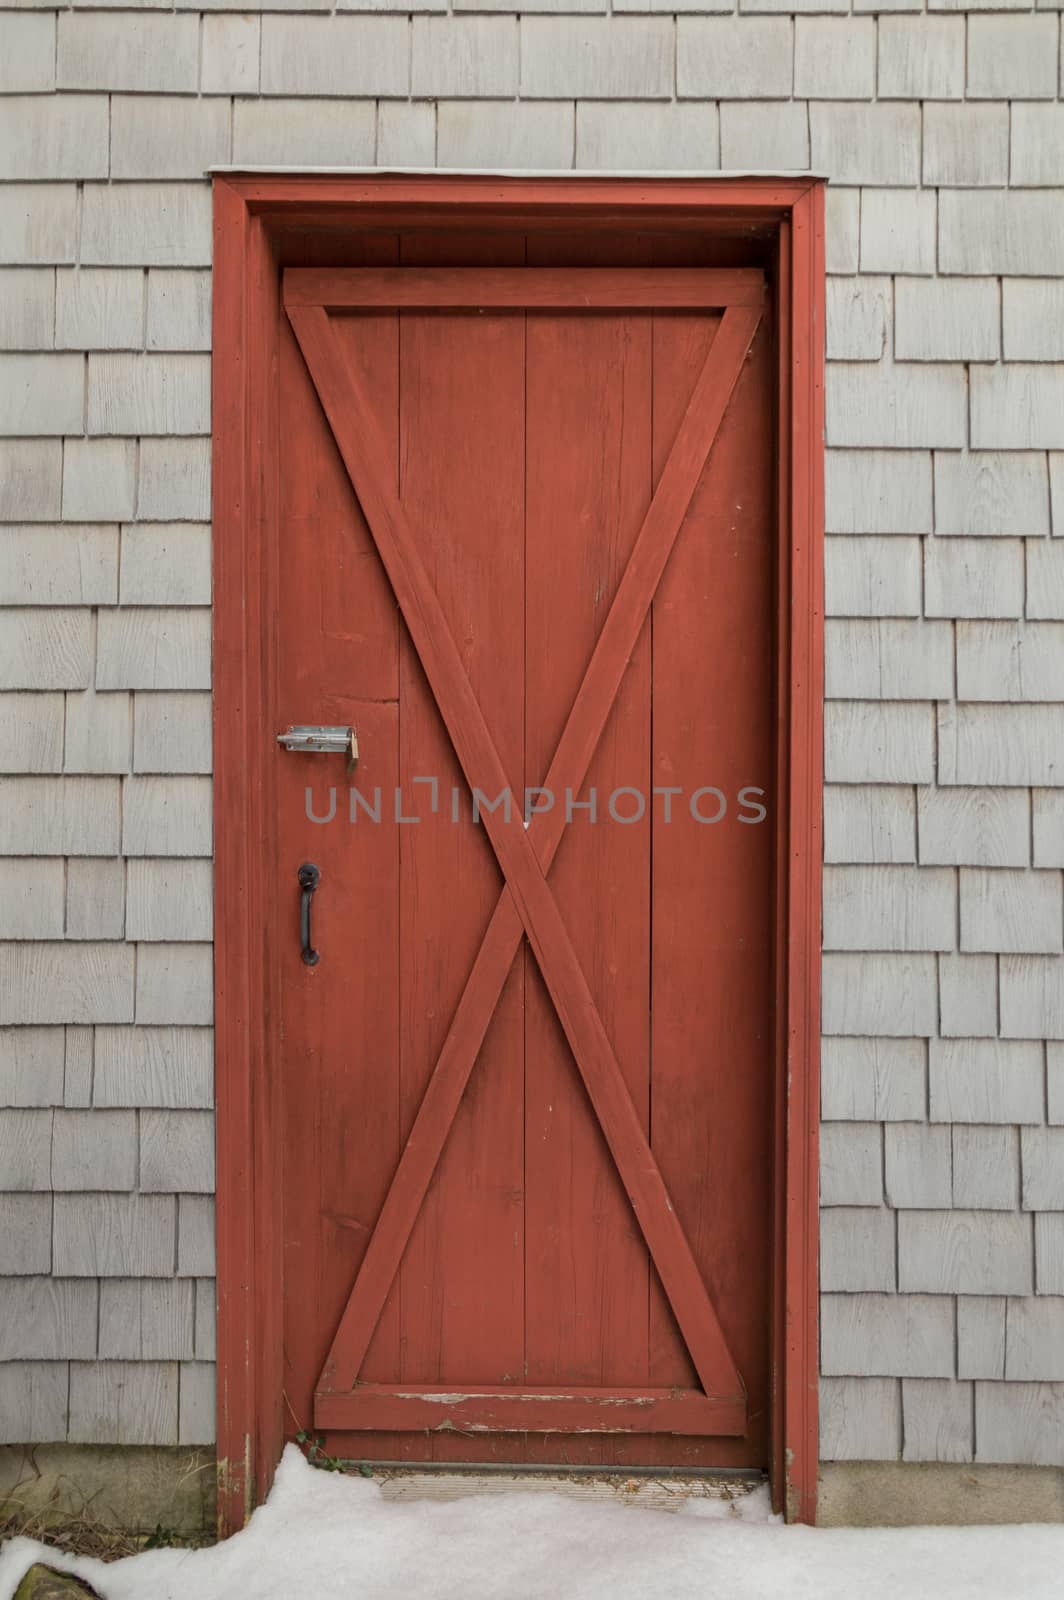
[0,1451,216,1564]
[0,1505,142,1563]
[0,1491,214,1564]
[0,1503,215,1562]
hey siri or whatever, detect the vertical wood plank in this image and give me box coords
[523,291,653,1469]
[396,230,527,1465]
[648,304,776,1471]
[277,231,407,1466]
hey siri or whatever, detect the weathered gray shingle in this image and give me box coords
[940,954,1001,1047]
[51,1110,137,1192]
[820,1377,901,1461]
[930,1040,1044,1125]
[952,1126,1020,1211]
[902,1379,973,1463]
[958,1296,1006,1380]
[821,1038,926,1123]
[1021,1127,1064,1210]
[824,786,917,866]
[976,1382,1064,1466]
[58,16,198,92]
[134,944,213,1026]
[94,1026,213,1110]
[0,1363,68,1444]
[140,1111,215,1193]
[0,943,134,1026]
[0,1028,64,1108]
[68,1361,179,1446]
[899,1211,1033,1296]
[178,1361,216,1445]
[0,1194,52,1275]
[0,1278,97,1361]
[177,1196,215,1277]
[821,1209,896,1292]
[885,1124,953,1209]
[821,1123,884,1206]
[98,1279,195,1361]
[53,1193,175,1278]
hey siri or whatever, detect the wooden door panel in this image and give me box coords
[277,253,771,1467]
[280,301,399,704]
[277,281,407,1457]
[524,308,653,1402]
[648,312,775,1464]
[398,304,526,1405]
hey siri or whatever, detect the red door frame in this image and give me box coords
[211,173,824,1534]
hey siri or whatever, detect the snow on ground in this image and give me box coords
[1,1445,1062,1600]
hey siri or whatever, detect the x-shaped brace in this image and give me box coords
[286,291,763,1412]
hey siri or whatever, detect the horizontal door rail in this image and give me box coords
[284,266,765,311]
[315,1385,747,1437]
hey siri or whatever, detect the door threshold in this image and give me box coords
[339,1462,766,1512]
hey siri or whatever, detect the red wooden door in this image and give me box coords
[274,235,775,1470]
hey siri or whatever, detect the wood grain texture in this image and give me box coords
[179,1360,216,1446]
[899,1210,1033,1296]
[94,1025,214,1109]
[0,859,64,940]
[917,786,1029,869]
[66,858,126,941]
[63,1027,93,1108]
[274,225,408,1466]
[0,1193,52,1274]
[68,1361,179,1446]
[0,1363,68,1445]
[821,1294,954,1380]
[177,1194,215,1276]
[976,1380,1064,1466]
[53,1192,175,1278]
[194,1279,216,1361]
[98,1279,195,1360]
[134,943,213,1025]
[285,265,765,309]
[316,1387,745,1436]
[0,777,119,856]
[0,1026,65,1107]
[902,1379,974,1464]
[0,1273,97,1363]
[393,228,525,1465]
[0,944,133,1026]
[824,785,916,866]
[96,608,211,691]
[132,692,212,774]
[50,1108,137,1191]
[819,1377,900,1462]
[140,1110,216,1193]
[0,693,64,773]
[0,609,91,690]
[121,776,214,858]
[522,230,651,1465]
[126,859,214,943]
[0,526,118,607]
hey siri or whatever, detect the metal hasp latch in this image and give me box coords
[276,724,358,771]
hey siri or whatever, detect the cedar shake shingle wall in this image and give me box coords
[1,4,1063,1466]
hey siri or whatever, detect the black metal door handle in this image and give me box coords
[298,863,321,966]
